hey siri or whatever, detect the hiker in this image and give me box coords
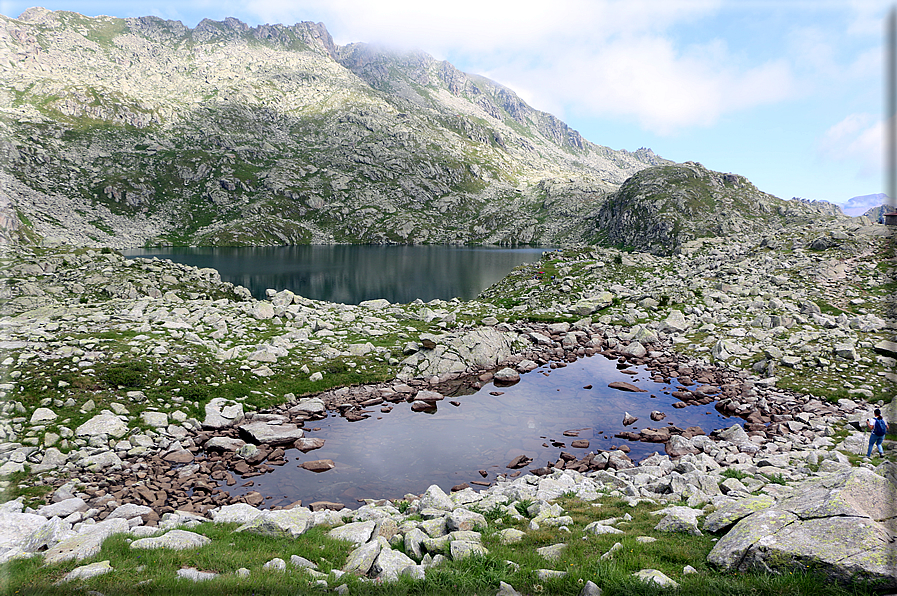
[866,408,889,458]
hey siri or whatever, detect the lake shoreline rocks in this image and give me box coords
[4,312,833,516]
[2,451,894,590]
[5,308,893,576]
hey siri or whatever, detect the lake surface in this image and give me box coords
[123,245,551,303]
[224,354,732,509]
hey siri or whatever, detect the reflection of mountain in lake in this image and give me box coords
[124,245,549,303]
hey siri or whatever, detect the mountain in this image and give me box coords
[592,163,847,253]
[0,9,847,251]
[844,193,891,217]
[858,196,895,223]
[0,8,669,248]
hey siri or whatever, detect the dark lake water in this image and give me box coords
[123,245,551,303]
[226,354,732,509]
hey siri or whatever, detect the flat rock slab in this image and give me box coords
[76,413,128,438]
[140,411,169,428]
[204,437,246,451]
[58,560,113,583]
[290,398,326,414]
[235,509,313,539]
[177,567,218,582]
[162,449,194,464]
[293,438,325,452]
[238,421,304,445]
[415,390,444,402]
[37,497,87,519]
[211,503,264,524]
[609,381,646,392]
[43,518,130,565]
[130,529,210,551]
[506,455,533,469]
[107,503,152,520]
[300,459,335,472]
[309,501,344,512]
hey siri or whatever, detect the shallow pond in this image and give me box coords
[224,353,733,508]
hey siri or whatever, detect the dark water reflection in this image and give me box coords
[123,245,550,303]
[229,354,732,508]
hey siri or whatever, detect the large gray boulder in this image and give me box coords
[235,508,313,538]
[328,520,377,545]
[652,506,704,536]
[419,484,453,512]
[76,413,128,438]
[202,398,244,430]
[447,508,486,532]
[0,504,48,556]
[37,498,87,519]
[703,495,775,533]
[21,517,74,553]
[372,546,417,581]
[107,503,152,520]
[238,420,304,445]
[210,503,264,524]
[343,537,387,575]
[662,309,689,333]
[42,518,130,565]
[130,529,210,551]
[30,408,58,424]
[707,468,897,588]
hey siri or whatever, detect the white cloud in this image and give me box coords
[819,112,885,177]
[235,0,802,133]
[482,36,796,134]
[845,0,894,36]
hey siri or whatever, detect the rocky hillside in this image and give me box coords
[592,163,848,254]
[0,8,673,248]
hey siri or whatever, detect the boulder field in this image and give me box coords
[1,459,894,590]
[0,213,895,588]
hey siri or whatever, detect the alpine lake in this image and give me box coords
[124,245,734,507]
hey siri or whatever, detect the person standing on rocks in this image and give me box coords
[866,408,889,458]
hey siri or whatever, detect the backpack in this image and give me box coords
[873,418,887,436]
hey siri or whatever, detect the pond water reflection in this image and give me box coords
[225,353,732,508]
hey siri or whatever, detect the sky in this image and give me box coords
[2,0,894,215]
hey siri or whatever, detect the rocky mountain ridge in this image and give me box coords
[0,9,847,251]
[0,8,669,249]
